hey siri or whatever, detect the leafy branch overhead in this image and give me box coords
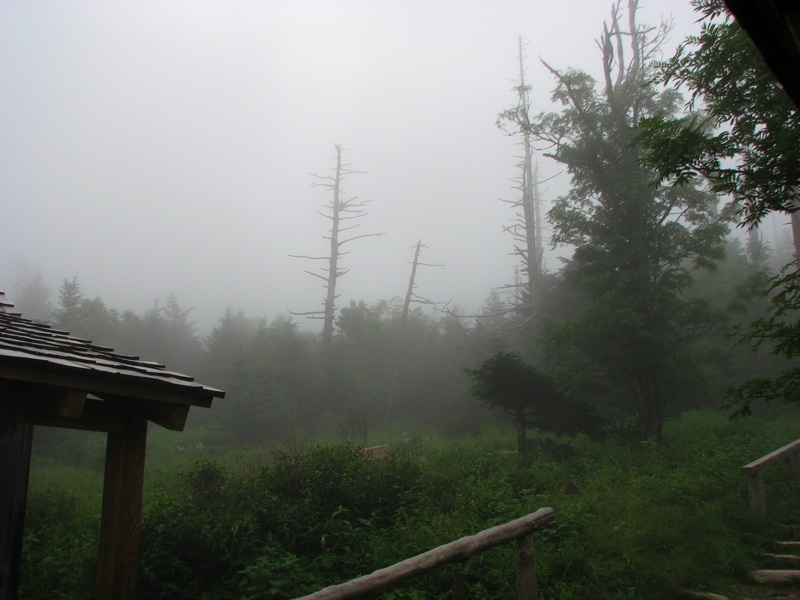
[637,0,800,228]
[635,0,800,418]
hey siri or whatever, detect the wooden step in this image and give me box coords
[762,553,800,562]
[685,591,728,600]
[751,569,800,584]
[775,541,800,547]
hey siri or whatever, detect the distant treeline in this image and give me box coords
[9,235,785,446]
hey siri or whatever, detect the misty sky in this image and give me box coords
[1,0,703,331]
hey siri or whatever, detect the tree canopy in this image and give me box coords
[636,0,800,417]
[526,0,727,441]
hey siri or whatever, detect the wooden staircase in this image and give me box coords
[688,442,800,600]
[687,540,800,599]
[751,541,800,586]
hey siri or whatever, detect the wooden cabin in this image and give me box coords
[0,292,224,599]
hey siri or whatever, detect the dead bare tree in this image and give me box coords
[290,145,383,356]
[496,37,547,321]
[444,37,552,339]
[383,240,442,426]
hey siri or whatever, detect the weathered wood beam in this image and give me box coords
[746,470,766,513]
[742,439,800,473]
[0,382,87,418]
[52,389,86,417]
[742,438,800,512]
[141,401,189,431]
[516,533,537,600]
[0,422,33,600]
[0,394,190,433]
[296,507,555,600]
[96,418,147,600]
[0,399,126,433]
[95,394,190,431]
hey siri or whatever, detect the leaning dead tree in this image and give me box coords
[290,145,383,356]
[384,240,442,426]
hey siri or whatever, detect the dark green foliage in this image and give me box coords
[464,352,602,453]
[638,0,800,227]
[527,3,728,442]
[20,488,98,599]
[727,267,800,414]
[137,443,421,599]
[636,0,800,417]
[22,412,800,599]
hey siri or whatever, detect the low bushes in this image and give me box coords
[20,410,800,599]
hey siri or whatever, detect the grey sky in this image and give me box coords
[1,0,702,330]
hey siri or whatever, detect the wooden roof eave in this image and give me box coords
[0,389,193,433]
[0,357,223,409]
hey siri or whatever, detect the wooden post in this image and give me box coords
[789,450,800,481]
[747,471,766,513]
[95,418,147,600]
[515,533,537,600]
[0,422,33,600]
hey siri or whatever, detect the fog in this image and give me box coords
[1,0,701,331]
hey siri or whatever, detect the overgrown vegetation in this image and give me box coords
[21,411,800,599]
[12,1,800,597]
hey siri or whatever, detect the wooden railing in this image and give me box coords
[742,439,800,513]
[295,507,556,600]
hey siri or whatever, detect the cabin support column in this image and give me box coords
[96,418,147,600]
[0,422,33,600]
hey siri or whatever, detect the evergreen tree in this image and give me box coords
[464,351,563,453]
[54,277,84,333]
[14,268,52,323]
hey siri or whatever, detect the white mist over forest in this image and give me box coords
[0,0,728,332]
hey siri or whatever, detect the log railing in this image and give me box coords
[295,507,556,600]
[741,439,800,513]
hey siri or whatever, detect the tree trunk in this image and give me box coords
[516,413,527,454]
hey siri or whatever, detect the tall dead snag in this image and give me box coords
[384,240,442,426]
[497,37,546,326]
[290,145,383,357]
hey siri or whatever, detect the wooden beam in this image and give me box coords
[142,401,189,431]
[0,382,87,418]
[0,394,190,433]
[746,471,766,513]
[296,508,555,600]
[516,533,537,600]
[0,399,126,433]
[52,389,87,417]
[742,439,800,473]
[96,418,147,600]
[0,422,33,600]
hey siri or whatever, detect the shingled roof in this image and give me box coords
[0,291,224,431]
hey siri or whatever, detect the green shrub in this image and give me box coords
[20,411,800,599]
[21,487,97,599]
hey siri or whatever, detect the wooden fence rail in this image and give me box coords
[741,439,800,513]
[295,507,556,600]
